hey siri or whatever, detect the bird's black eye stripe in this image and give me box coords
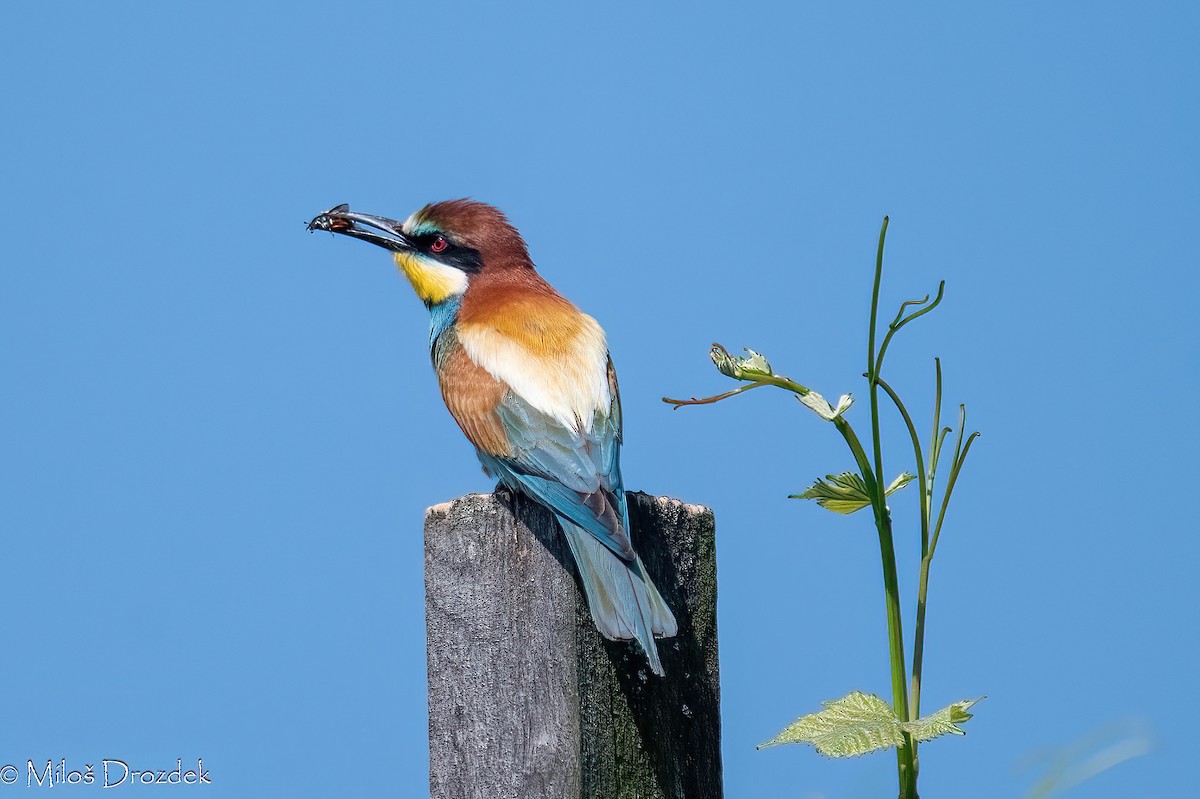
[411,232,483,273]
[411,233,446,251]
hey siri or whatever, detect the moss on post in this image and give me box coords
[424,491,722,799]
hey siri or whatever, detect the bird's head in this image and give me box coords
[308,199,533,305]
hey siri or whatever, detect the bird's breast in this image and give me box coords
[434,339,512,458]
[455,298,611,433]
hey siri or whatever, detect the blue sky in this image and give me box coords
[2,2,1196,797]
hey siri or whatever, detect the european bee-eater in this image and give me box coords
[308,200,678,675]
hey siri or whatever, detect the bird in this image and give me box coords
[307,199,678,675]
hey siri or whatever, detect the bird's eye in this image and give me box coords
[430,236,448,254]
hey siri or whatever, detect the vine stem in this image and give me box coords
[865,217,917,799]
[661,216,986,799]
[875,376,929,725]
[662,380,769,409]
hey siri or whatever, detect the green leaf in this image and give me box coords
[902,697,984,742]
[885,472,916,496]
[797,390,854,421]
[791,471,914,514]
[757,692,984,758]
[710,345,774,381]
[791,472,872,513]
[757,692,905,757]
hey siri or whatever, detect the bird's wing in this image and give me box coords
[485,356,634,560]
[434,335,634,560]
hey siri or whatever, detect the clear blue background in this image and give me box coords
[2,3,1195,797]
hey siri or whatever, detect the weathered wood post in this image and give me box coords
[424,490,722,799]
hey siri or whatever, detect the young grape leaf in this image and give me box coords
[758,692,984,757]
[903,697,983,742]
[797,390,854,421]
[710,345,774,380]
[758,691,905,756]
[791,472,914,514]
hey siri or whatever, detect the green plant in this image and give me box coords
[665,218,981,799]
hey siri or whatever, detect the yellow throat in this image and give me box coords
[393,251,468,305]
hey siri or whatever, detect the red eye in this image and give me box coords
[430,236,448,253]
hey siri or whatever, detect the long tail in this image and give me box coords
[558,520,678,676]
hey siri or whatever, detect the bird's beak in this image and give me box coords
[307,203,415,253]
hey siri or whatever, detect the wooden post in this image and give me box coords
[424,490,722,799]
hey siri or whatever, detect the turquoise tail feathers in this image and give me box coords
[558,520,678,677]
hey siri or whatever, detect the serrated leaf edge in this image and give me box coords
[758,693,984,757]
